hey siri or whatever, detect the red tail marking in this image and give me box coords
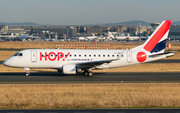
[143,20,171,52]
[137,52,147,62]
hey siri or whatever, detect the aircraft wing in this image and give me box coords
[76,51,124,69]
[76,59,113,69]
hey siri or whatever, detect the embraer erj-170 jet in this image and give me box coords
[3,20,174,77]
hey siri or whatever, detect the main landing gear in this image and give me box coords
[83,70,93,77]
[24,68,30,77]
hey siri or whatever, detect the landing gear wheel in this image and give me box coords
[83,70,93,77]
[26,73,30,77]
[88,72,93,77]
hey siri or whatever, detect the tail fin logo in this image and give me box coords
[143,20,171,52]
[137,52,147,62]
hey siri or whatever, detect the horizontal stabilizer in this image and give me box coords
[148,51,175,58]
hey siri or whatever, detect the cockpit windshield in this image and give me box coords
[13,53,23,56]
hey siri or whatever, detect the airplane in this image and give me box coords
[86,33,97,40]
[3,20,174,77]
[127,36,140,41]
[108,31,127,40]
[78,37,87,41]
[78,33,97,41]
[14,28,34,41]
[107,31,115,39]
[139,36,148,41]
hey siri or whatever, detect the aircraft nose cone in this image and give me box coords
[3,60,10,66]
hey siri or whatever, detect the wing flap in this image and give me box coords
[77,59,112,69]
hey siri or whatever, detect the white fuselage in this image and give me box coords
[116,36,128,40]
[3,49,167,70]
[128,36,140,41]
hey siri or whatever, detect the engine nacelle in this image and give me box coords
[62,64,76,74]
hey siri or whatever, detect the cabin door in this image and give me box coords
[127,51,132,63]
[31,50,37,62]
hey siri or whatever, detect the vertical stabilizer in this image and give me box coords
[108,31,115,38]
[131,20,171,53]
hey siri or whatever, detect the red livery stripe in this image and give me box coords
[144,20,171,52]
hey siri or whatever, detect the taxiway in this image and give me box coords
[0,72,179,84]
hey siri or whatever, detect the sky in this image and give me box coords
[0,0,179,25]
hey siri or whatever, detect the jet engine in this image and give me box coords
[62,64,76,74]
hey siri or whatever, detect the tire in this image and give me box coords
[88,72,93,77]
[26,73,29,77]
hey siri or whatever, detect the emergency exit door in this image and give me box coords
[127,51,132,63]
[31,50,37,62]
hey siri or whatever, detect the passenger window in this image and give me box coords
[103,55,105,57]
[70,54,72,57]
[84,55,86,57]
[94,55,96,57]
[79,54,81,57]
[112,55,114,57]
[65,54,68,57]
[108,55,110,57]
[74,54,76,57]
[99,55,100,57]
[89,55,91,57]
[117,55,119,57]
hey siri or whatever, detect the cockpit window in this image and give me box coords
[13,53,23,56]
[17,53,23,56]
[13,53,19,56]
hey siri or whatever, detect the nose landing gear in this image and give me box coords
[24,68,30,77]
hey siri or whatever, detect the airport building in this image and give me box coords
[0,25,8,33]
[169,25,180,39]
[1,21,180,42]
[24,26,77,39]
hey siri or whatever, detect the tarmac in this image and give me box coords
[0,72,180,84]
[0,59,180,84]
